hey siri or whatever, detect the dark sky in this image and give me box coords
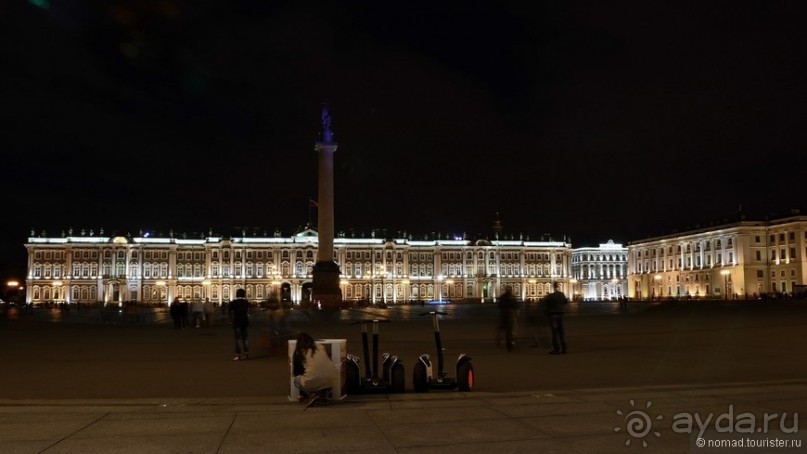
[3,0,807,281]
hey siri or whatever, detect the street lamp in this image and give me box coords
[202,279,211,299]
[380,271,387,305]
[271,279,281,302]
[402,279,410,303]
[51,281,63,304]
[654,274,662,301]
[445,279,454,302]
[340,279,348,302]
[156,280,167,306]
[612,277,619,301]
[720,270,730,300]
[437,275,444,302]
[6,280,22,305]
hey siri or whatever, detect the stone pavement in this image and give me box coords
[1,301,806,453]
[1,380,805,453]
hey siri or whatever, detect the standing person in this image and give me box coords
[203,297,215,327]
[190,298,205,328]
[292,332,339,401]
[229,288,251,361]
[497,285,518,352]
[179,298,190,329]
[267,295,285,335]
[543,282,569,354]
[170,297,181,329]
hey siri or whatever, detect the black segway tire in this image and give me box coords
[390,363,405,393]
[381,354,391,383]
[346,360,360,395]
[412,361,429,392]
[457,361,474,392]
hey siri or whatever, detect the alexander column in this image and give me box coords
[312,103,342,309]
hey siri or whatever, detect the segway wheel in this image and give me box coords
[381,354,392,383]
[457,361,474,392]
[346,360,360,395]
[413,361,429,392]
[390,363,405,393]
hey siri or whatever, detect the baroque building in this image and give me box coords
[571,240,628,301]
[24,228,573,306]
[627,213,807,299]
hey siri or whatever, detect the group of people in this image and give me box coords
[498,282,568,354]
[224,284,570,403]
[169,297,217,329]
[228,288,336,398]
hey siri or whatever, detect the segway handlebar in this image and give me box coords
[419,311,447,316]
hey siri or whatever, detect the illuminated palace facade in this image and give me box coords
[570,240,628,301]
[24,228,573,306]
[627,213,807,299]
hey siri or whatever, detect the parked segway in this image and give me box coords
[413,311,474,392]
[345,319,405,394]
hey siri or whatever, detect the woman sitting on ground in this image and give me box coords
[293,332,339,399]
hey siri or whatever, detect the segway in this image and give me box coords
[345,319,405,394]
[413,311,474,392]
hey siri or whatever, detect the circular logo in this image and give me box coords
[615,400,663,447]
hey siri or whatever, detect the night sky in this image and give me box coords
[3,1,807,281]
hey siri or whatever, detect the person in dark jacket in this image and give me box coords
[542,282,569,354]
[169,297,181,329]
[497,286,518,352]
[229,288,251,360]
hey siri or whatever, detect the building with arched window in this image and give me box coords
[24,228,573,307]
[627,213,807,300]
[571,240,628,300]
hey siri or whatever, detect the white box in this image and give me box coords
[288,338,347,401]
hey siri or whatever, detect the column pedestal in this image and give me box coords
[312,260,343,310]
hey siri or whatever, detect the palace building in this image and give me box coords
[571,240,628,301]
[24,227,573,307]
[626,212,807,300]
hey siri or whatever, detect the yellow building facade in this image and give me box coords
[24,228,572,306]
[627,214,807,300]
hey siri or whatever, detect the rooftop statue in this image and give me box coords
[321,103,333,143]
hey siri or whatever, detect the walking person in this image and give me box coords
[190,298,205,328]
[497,285,518,352]
[170,297,182,330]
[543,282,569,354]
[179,298,190,329]
[203,297,215,327]
[229,288,251,361]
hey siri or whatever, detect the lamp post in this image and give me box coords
[402,279,410,303]
[202,279,210,299]
[381,271,387,305]
[529,278,538,302]
[340,279,348,302]
[272,278,282,303]
[721,270,730,300]
[6,280,22,305]
[51,280,63,304]
[568,278,577,301]
[654,274,662,301]
[156,280,167,306]
[612,277,619,301]
[437,275,444,302]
